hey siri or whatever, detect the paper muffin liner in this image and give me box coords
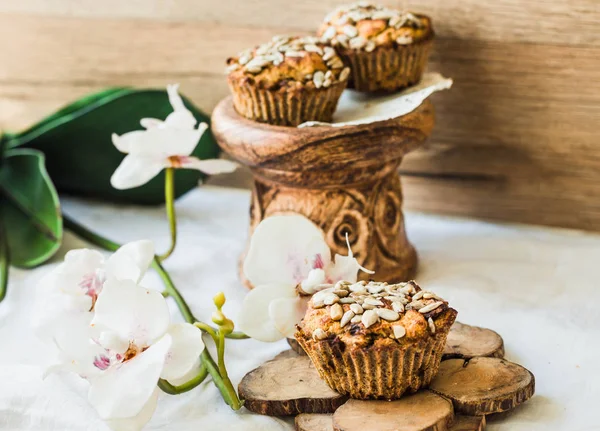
[228,79,346,126]
[296,329,449,400]
[340,38,433,93]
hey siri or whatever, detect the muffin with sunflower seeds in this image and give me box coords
[318,2,434,92]
[226,35,351,126]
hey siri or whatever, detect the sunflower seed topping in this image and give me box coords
[333,289,349,297]
[238,54,252,65]
[229,35,347,81]
[361,310,379,328]
[350,303,364,315]
[322,3,425,51]
[412,290,425,301]
[396,35,413,45]
[323,292,339,305]
[339,67,351,81]
[322,26,337,41]
[368,284,386,294]
[349,283,368,294]
[349,36,367,49]
[322,46,337,61]
[428,317,436,334]
[407,300,426,311]
[340,310,355,327]
[245,66,263,74]
[330,303,344,320]
[309,280,448,335]
[392,302,405,313]
[377,308,400,321]
[392,324,406,339]
[419,301,444,314]
[225,63,240,74]
[313,70,325,88]
[364,297,384,306]
[313,328,328,340]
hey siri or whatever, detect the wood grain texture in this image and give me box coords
[2,0,598,46]
[213,98,435,284]
[450,416,486,431]
[333,392,454,431]
[443,322,505,360]
[1,1,599,231]
[238,356,347,416]
[430,358,535,416]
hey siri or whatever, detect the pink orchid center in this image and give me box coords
[168,155,191,168]
[79,271,106,310]
[92,342,147,371]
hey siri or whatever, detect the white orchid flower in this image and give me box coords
[84,279,204,430]
[32,240,155,368]
[110,84,238,190]
[237,214,374,342]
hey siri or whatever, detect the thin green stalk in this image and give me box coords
[158,167,177,262]
[152,257,196,324]
[0,212,9,302]
[201,349,242,410]
[215,330,241,409]
[63,215,120,252]
[157,363,208,395]
[194,321,219,341]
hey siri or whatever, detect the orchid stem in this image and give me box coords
[216,330,241,410]
[0,212,9,303]
[194,322,218,341]
[158,167,177,262]
[152,257,196,323]
[63,214,120,252]
[158,362,208,395]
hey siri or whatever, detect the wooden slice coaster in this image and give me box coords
[271,349,300,362]
[430,357,535,416]
[296,413,334,431]
[450,416,486,431]
[239,356,348,416]
[444,322,504,360]
[288,337,308,355]
[333,391,454,431]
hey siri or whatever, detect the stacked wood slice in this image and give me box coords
[240,322,535,430]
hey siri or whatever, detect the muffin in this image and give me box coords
[295,280,457,400]
[318,2,434,92]
[226,35,351,126]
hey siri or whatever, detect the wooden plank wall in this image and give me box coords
[1,1,599,230]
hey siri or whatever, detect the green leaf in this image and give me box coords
[0,214,9,302]
[8,88,220,205]
[0,149,62,268]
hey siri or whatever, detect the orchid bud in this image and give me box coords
[213,292,226,309]
[212,310,225,326]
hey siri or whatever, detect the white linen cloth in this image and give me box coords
[1,186,598,431]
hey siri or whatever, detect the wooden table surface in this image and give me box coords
[1,0,599,231]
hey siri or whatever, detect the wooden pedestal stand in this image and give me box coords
[211,96,435,286]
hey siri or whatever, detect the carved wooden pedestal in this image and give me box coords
[211,97,435,286]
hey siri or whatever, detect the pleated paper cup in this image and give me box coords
[340,37,434,93]
[227,78,346,126]
[295,325,450,400]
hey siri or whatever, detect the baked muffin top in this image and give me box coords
[226,35,350,91]
[296,280,456,349]
[318,2,433,51]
